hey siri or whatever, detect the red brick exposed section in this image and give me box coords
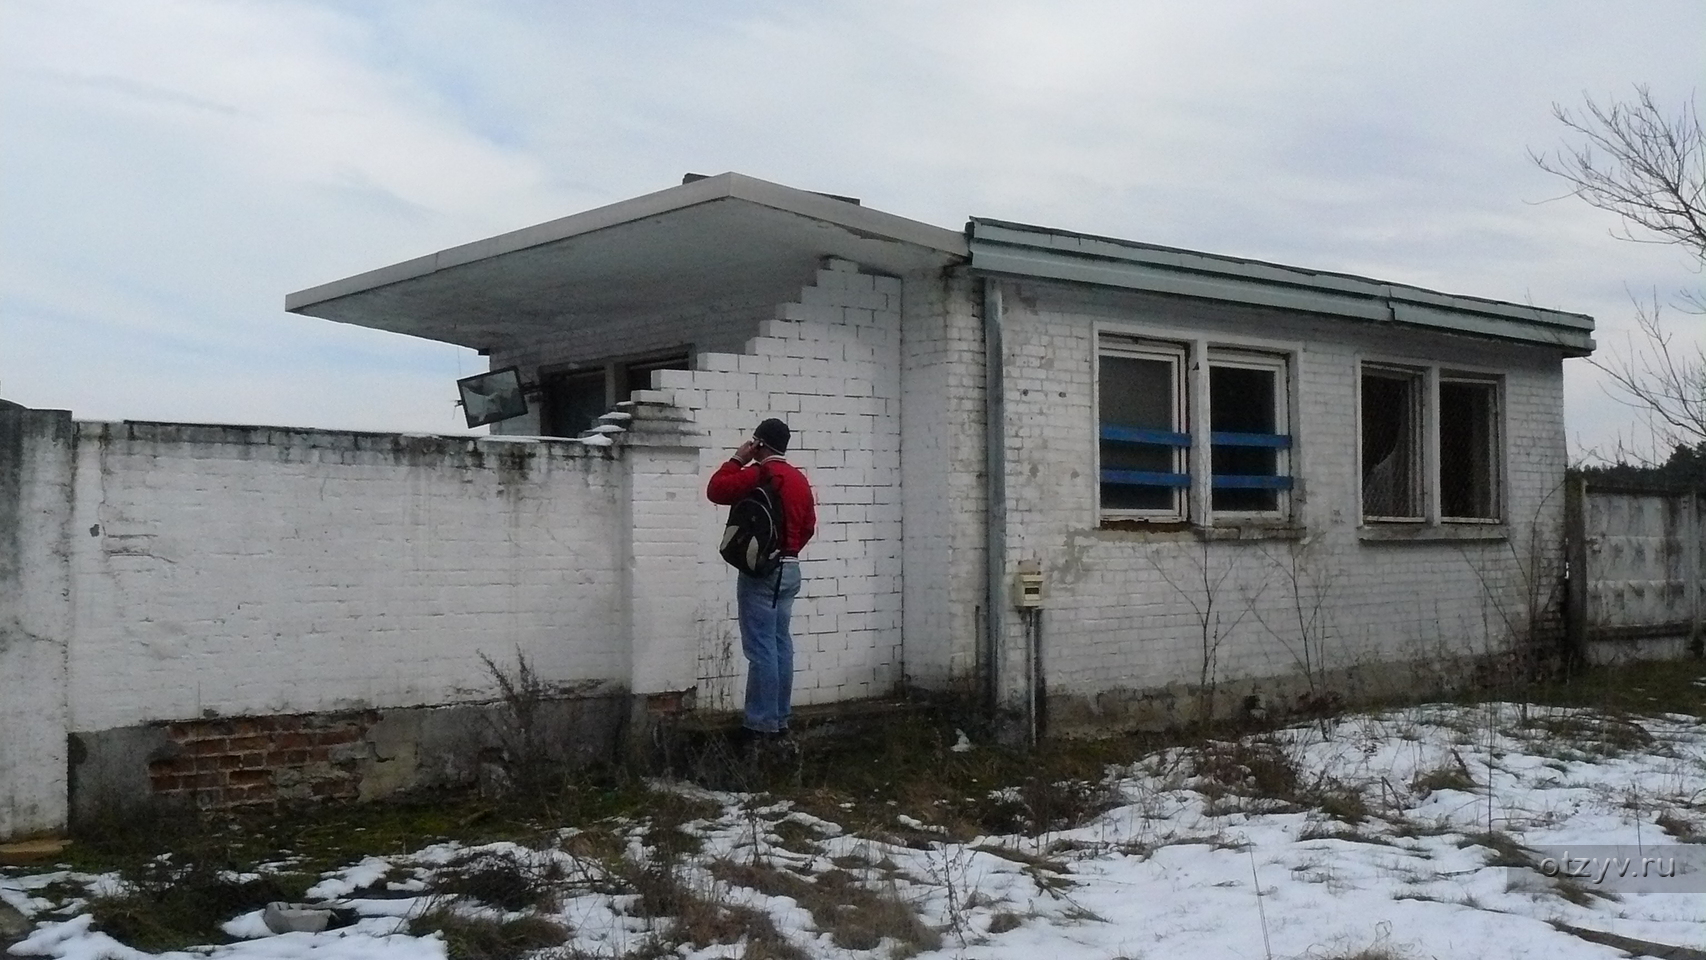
[148,711,379,809]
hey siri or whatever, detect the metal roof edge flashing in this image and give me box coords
[967,218,1594,356]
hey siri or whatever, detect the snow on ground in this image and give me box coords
[5,702,1703,959]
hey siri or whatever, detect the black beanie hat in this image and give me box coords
[753,418,790,454]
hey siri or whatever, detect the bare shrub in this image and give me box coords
[434,850,566,913]
[478,649,556,797]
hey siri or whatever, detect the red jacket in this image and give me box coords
[707,456,817,557]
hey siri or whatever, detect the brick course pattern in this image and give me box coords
[147,712,378,808]
[900,270,988,689]
[64,427,629,732]
[987,279,1570,719]
[480,259,916,713]
[649,260,908,710]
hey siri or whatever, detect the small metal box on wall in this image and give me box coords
[1014,560,1045,609]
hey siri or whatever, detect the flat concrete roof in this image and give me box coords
[286,174,1593,358]
[286,173,969,351]
[968,219,1595,356]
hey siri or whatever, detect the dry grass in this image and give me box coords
[407,908,569,960]
[85,850,311,952]
[1296,823,1395,846]
[1410,753,1477,796]
[1458,830,1535,869]
[1522,713,1656,757]
[710,859,942,954]
[1657,808,1704,843]
[434,851,565,912]
[620,858,808,960]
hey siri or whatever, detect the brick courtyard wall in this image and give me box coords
[64,424,629,737]
[2,402,709,834]
[989,279,1569,728]
[0,406,75,839]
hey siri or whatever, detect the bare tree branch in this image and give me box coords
[1533,86,1706,450]
[1532,85,1706,258]
[1590,295,1706,448]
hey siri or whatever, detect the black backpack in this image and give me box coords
[718,465,787,577]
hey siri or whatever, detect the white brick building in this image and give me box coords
[0,173,1593,839]
[288,172,1594,734]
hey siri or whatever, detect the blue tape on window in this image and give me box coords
[1101,469,1192,488]
[1210,475,1294,490]
[1100,426,1191,447]
[1209,432,1291,448]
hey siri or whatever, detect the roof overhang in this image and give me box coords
[286,173,969,350]
[969,219,1596,357]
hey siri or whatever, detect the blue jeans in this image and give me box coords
[736,561,801,733]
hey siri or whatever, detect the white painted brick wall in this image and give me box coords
[623,420,707,695]
[990,279,1570,705]
[0,408,74,840]
[900,270,987,688]
[488,294,788,436]
[64,425,629,733]
[638,259,908,709]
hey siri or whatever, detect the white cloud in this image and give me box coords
[1,0,1702,453]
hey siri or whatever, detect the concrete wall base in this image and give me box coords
[67,694,630,827]
[1044,653,1526,735]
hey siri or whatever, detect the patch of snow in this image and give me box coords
[306,857,392,900]
[8,703,1706,960]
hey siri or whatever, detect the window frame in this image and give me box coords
[1096,338,1190,523]
[1358,364,1427,523]
[1205,349,1293,522]
[1437,373,1503,523]
[1356,357,1506,528]
[1094,326,1298,527]
[537,348,693,438]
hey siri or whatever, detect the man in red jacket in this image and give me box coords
[707,418,817,743]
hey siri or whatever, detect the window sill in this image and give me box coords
[1358,523,1507,543]
[1096,520,1306,542]
[1196,522,1307,542]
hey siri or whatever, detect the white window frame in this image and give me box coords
[1358,364,1428,522]
[1096,338,1189,522]
[1205,350,1292,522]
[1095,329,1296,526]
[1437,374,1503,523]
[1357,359,1506,526]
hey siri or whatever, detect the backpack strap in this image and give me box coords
[764,462,787,555]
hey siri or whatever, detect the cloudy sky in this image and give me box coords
[2,0,1701,457]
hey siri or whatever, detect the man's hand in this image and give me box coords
[734,439,759,463]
